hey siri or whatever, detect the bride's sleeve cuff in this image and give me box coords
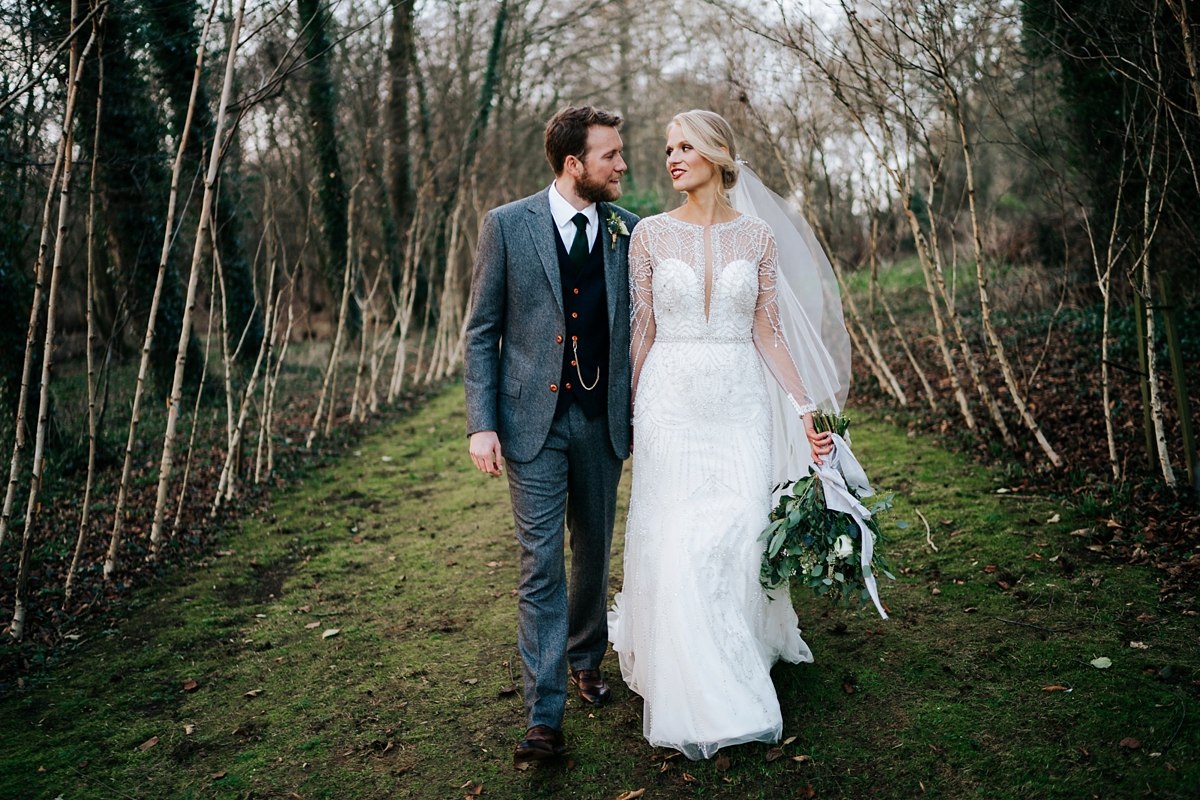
[787,394,817,416]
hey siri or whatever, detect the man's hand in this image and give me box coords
[469,430,503,476]
[803,413,834,466]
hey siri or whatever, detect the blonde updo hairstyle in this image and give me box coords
[667,110,740,191]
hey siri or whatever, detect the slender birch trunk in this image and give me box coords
[211,283,274,516]
[387,200,424,402]
[900,198,976,428]
[0,92,70,551]
[350,254,382,423]
[65,36,104,607]
[171,263,219,538]
[945,84,1061,466]
[103,0,217,577]
[257,297,293,483]
[306,182,360,449]
[871,217,938,411]
[1139,132,1175,486]
[11,20,99,639]
[140,0,247,563]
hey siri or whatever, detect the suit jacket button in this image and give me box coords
[571,312,578,318]
[570,360,577,366]
[565,382,572,390]
[556,335,563,343]
[573,288,579,294]
[572,335,578,342]
[550,384,558,393]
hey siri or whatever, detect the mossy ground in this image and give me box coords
[1,386,1196,799]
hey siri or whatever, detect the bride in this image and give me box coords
[608,110,850,760]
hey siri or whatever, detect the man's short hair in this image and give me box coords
[544,106,623,175]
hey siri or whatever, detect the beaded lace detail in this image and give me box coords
[629,213,815,413]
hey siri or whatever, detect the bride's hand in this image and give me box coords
[803,413,834,466]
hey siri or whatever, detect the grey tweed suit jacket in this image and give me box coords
[464,188,639,464]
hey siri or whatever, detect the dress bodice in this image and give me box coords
[629,213,816,417]
[636,214,768,344]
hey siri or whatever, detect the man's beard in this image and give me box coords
[577,163,621,204]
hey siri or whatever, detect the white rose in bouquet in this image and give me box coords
[833,534,854,560]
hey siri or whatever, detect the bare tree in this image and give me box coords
[103,0,219,576]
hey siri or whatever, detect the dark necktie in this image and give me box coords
[569,212,590,267]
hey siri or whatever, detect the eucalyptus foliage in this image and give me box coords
[759,413,896,610]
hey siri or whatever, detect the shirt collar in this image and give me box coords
[548,180,598,230]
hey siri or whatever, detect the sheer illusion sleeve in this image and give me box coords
[629,224,656,410]
[752,227,817,417]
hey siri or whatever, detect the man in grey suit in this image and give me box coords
[464,107,639,762]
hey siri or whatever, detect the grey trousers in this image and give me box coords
[505,402,623,730]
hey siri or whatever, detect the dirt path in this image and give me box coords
[2,386,1196,799]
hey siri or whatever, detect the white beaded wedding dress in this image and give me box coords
[608,212,816,760]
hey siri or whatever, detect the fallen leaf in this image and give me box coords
[510,589,518,597]
[797,784,816,799]
[465,783,483,796]
[682,772,697,782]
[464,678,478,685]
[486,561,500,568]
[793,754,812,763]
[783,735,797,745]
[1086,544,1105,552]
[182,679,198,692]
[996,487,1009,494]
[381,455,393,462]
[184,723,195,734]
[614,791,644,800]
[513,762,530,772]
[842,683,855,694]
[1090,657,1112,669]
[1068,528,1091,537]
[1137,613,1156,623]
[137,736,159,751]
[323,628,340,639]
[298,605,312,613]
[984,564,998,574]
[659,761,669,773]
[715,753,731,771]
[1047,513,1061,524]
[963,607,979,614]
[244,689,262,698]
[997,581,1011,591]
[446,561,458,567]
[931,587,942,595]
[304,621,320,629]
[498,685,517,696]
[1119,737,1141,749]
[211,771,227,780]
[353,537,363,544]
[216,550,233,557]
[37,766,45,773]
[1025,553,1043,561]
[1041,685,1070,692]
[1129,641,1149,650]
[765,747,784,762]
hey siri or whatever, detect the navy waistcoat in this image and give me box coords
[554,223,609,420]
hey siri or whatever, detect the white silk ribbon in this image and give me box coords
[811,433,887,620]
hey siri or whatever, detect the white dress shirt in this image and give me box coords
[548,180,598,253]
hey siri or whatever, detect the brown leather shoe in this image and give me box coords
[571,668,612,706]
[513,725,566,762]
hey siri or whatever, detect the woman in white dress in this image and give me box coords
[608,110,847,760]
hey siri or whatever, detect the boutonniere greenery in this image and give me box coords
[606,210,630,250]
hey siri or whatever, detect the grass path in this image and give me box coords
[2,386,1197,799]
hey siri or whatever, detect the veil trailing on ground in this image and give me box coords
[729,164,852,485]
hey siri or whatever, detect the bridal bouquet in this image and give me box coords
[759,412,896,617]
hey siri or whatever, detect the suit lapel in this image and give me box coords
[526,189,564,315]
[599,203,618,329]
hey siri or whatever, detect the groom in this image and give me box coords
[464,107,639,761]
